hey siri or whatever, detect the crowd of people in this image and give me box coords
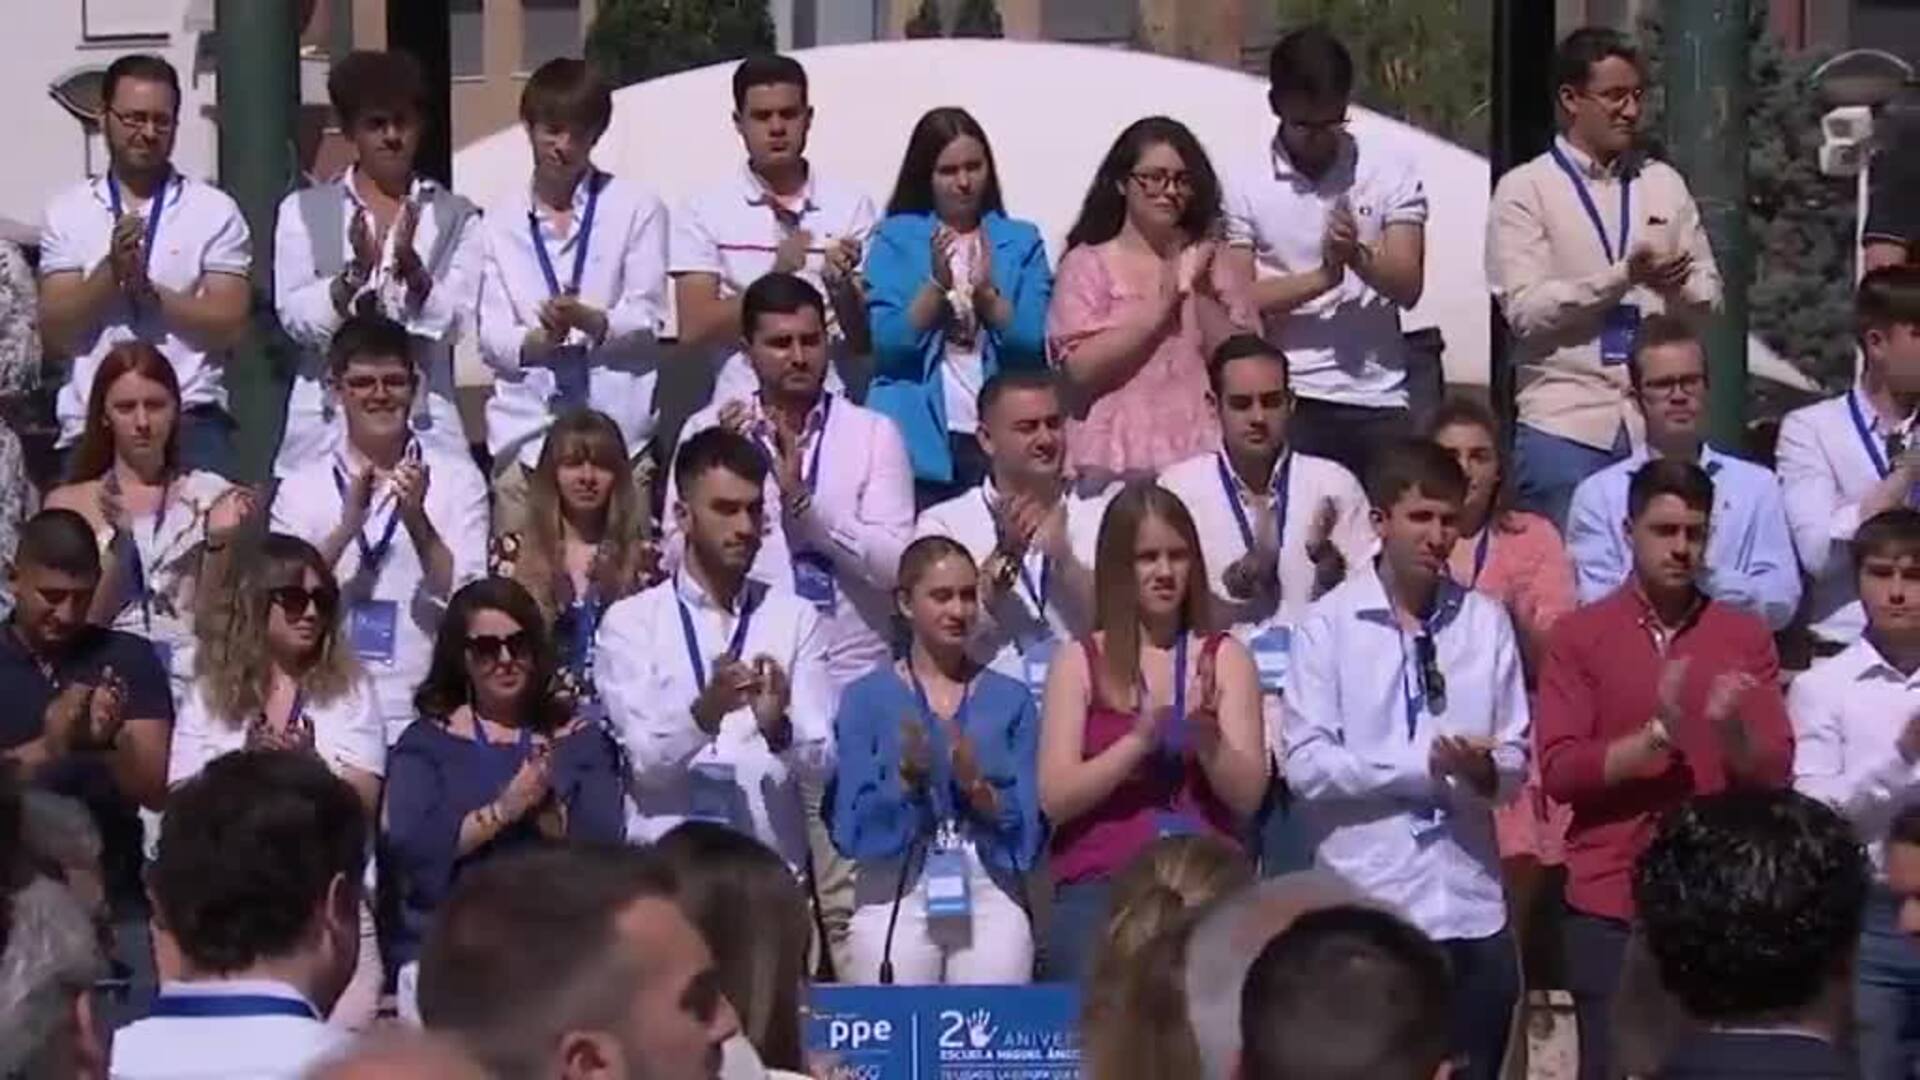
[0,16,1919,1080]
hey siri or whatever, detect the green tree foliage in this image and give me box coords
[1271,0,1492,153]
[905,0,944,39]
[950,0,1004,39]
[1638,3,1856,391]
[584,0,775,88]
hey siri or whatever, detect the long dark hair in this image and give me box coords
[69,341,181,482]
[1064,116,1223,251]
[885,106,1007,220]
[414,578,566,732]
[1424,396,1523,532]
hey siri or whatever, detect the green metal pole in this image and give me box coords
[1661,0,1751,450]
[215,0,300,484]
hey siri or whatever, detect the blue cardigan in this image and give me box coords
[828,664,1046,874]
[864,210,1053,484]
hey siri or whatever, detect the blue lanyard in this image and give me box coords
[106,472,173,632]
[906,663,976,817]
[1216,452,1291,555]
[1548,144,1630,264]
[1018,556,1050,613]
[676,585,761,689]
[1849,388,1895,479]
[330,468,405,574]
[1465,528,1492,590]
[147,993,318,1020]
[106,170,171,277]
[528,170,602,298]
[565,593,607,678]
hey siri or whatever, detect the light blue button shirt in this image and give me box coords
[1566,445,1802,630]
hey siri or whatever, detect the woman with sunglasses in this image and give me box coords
[166,532,385,1027]
[45,341,253,692]
[864,107,1053,509]
[1037,483,1267,982]
[830,535,1043,985]
[383,577,626,978]
[1046,118,1249,485]
[489,409,661,722]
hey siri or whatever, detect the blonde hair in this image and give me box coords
[513,410,651,621]
[1091,483,1214,708]
[195,533,360,725]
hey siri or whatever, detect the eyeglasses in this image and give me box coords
[1641,373,1706,398]
[1284,113,1350,134]
[466,631,533,665]
[270,586,338,618]
[1414,634,1447,712]
[1128,170,1193,195]
[1581,86,1646,110]
[106,107,176,134]
[339,373,414,396]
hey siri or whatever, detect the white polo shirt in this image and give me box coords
[1221,132,1427,409]
[38,173,252,446]
[271,170,484,474]
[1790,636,1920,874]
[594,570,837,868]
[478,170,670,468]
[668,161,875,401]
[109,979,343,1080]
[269,443,490,744]
[911,478,1110,693]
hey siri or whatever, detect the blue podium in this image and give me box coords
[806,984,1082,1079]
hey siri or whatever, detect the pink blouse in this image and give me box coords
[1046,242,1248,481]
[1448,509,1578,864]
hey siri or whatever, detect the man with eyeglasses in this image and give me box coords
[37,53,252,478]
[1218,25,1428,486]
[270,313,489,746]
[1284,440,1529,1080]
[0,508,172,1028]
[1565,314,1799,630]
[1489,27,1721,532]
[1538,455,1791,1080]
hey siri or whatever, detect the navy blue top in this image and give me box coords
[0,624,172,910]
[382,716,626,967]
[828,664,1045,873]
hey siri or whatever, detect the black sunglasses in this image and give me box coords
[466,631,533,664]
[270,586,338,618]
[1414,634,1447,712]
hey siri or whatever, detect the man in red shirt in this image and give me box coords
[1538,456,1793,1080]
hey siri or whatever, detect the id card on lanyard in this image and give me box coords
[1153,635,1200,839]
[1548,144,1639,365]
[106,170,171,315]
[109,472,178,675]
[332,467,406,664]
[1016,555,1055,698]
[1848,389,1920,507]
[763,397,837,611]
[908,666,977,919]
[678,587,760,824]
[1219,455,1294,692]
[529,171,603,408]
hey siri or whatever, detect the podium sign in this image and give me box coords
[807,984,1082,1080]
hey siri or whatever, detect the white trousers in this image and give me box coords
[845,843,1033,986]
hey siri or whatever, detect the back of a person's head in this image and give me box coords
[151,750,366,975]
[652,822,809,1072]
[302,1031,490,1080]
[1185,872,1362,1080]
[1093,837,1254,997]
[1634,789,1868,1025]
[0,876,107,1078]
[1239,906,1451,1080]
[1085,914,1208,1080]
[418,844,682,1079]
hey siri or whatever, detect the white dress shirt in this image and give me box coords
[664,391,915,688]
[269,443,490,743]
[38,173,252,446]
[1790,636,1920,874]
[1777,388,1894,646]
[1566,445,1802,631]
[271,170,483,474]
[1221,133,1428,409]
[1283,564,1529,942]
[668,162,876,402]
[478,170,670,467]
[1159,449,1374,694]
[166,677,386,786]
[911,478,1110,692]
[109,978,342,1080]
[594,570,836,868]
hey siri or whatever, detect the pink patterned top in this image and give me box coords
[1448,509,1578,864]
[1046,242,1249,482]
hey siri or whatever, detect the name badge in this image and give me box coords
[688,760,738,825]
[349,599,400,664]
[1018,633,1056,700]
[1600,303,1641,365]
[1155,811,1201,840]
[1248,625,1291,694]
[1408,802,1447,840]
[923,846,972,920]
[791,552,837,611]
[549,344,591,408]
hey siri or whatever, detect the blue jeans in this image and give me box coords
[1444,929,1520,1080]
[1513,423,1630,534]
[1042,878,1112,984]
[1857,889,1920,1079]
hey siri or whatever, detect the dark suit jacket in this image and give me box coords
[1656,1031,1848,1079]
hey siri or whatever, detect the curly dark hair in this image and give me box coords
[1634,790,1869,1023]
[150,750,366,973]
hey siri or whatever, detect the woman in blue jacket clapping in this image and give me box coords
[865,107,1053,509]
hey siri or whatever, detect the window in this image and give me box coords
[451,0,484,79]
[522,0,583,72]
